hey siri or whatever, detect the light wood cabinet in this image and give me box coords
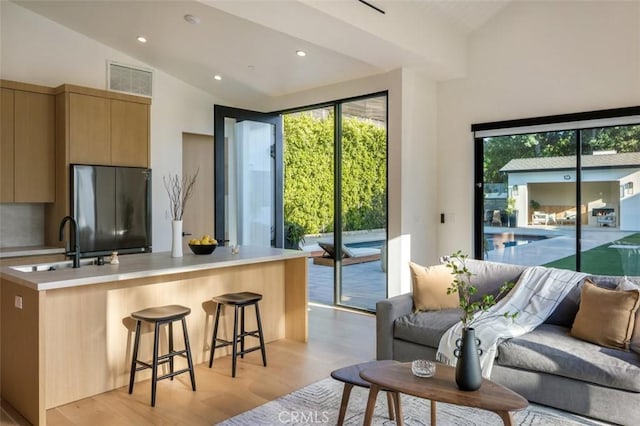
[1,88,15,202]
[14,91,55,202]
[60,85,150,167]
[69,93,110,165]
[110,99,149,167]
[45,84,151,246]
[0,82,55,203]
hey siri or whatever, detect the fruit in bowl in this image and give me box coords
[188,235,218,255]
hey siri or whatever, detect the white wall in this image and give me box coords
[0,1,220,251]
[437,1,640,256]
[268,68,439,296]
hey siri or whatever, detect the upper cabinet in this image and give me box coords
[1,88,15,202]
[110,99,149,167]
[68,93,110,165]
[58,84,150,168]
[0,81,55,203]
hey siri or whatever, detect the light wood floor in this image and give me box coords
[2,304,375,425]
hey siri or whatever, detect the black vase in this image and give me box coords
[454,327,483,391]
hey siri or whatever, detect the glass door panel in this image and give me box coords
[338,96,388,311]
[225,118,275,246]
[214,106,283,248]
[481,131,578,269]
[283,94,388,312]
[578,125,640,275]
[283,107,334,306]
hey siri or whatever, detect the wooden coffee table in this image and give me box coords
[330,360,401,425]
[360,362,528,426]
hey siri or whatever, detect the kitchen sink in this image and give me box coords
[10,258,100,272]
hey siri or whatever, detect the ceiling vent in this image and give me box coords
[107,61,153,98]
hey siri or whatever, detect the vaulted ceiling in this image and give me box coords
[13,0,511,106]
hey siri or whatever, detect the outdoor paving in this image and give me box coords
[485,226,636,265]
[306,225,638,311]
[307,258,386,311]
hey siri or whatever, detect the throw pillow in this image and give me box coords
[571,279,640,350]
[617,277,640,354]
[439,256,526,302]
[409,262,459,312]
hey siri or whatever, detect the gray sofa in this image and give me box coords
[376,259,640,425]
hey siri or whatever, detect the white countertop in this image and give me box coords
[0,246,308,291]
[0,246,65,259]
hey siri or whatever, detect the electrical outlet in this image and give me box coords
[14,295,23,309]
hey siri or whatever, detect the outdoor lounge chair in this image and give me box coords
[532,211,552,225]
[313,241,380,266]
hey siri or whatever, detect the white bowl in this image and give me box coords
[411,360,436,378]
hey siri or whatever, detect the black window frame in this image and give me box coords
[472,105,640,267]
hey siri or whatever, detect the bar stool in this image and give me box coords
[208,292,267,377]
[128,305,196,407]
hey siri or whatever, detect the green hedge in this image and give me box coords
[284,112,387,234]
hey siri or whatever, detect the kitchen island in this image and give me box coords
[0,247,308,426]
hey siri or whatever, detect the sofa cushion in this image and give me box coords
[571,280,640,350]
[546,274,620,327]
[545,279,582,327]
[497,324,640,392]
[394,309,462,349]
[409,262,459,311]
[440,257,526,303]
[617,278,640,354]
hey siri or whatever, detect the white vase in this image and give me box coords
[171,220,183,258]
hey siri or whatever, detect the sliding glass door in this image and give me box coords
[283,93,388,312]
[337,97,387,310]
[479,131,578,268]
[475,111,640,277]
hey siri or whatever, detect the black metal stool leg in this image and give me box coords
[151,322,160,407]
[209,303,222,368]
[232,305,239,378]
[255,302,267,367]
[168,321,174,380]
[240,305,246,359]
[128,320,142,394]
[181,317,196,391]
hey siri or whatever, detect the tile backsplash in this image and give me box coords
[0,204,45,247]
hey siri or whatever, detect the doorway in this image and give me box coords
[283,93,388,312]
[213,106,283,248]
[182,132,214,253]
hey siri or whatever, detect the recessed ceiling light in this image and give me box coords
[136,36,147,43]
[296,50,307,57]
[214,75,222,81]
[184,14,200,25]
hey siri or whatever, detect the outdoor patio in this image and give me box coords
[307,256,386,311]
[305,225,639,312]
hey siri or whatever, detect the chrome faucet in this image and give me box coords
[59,215,81,268]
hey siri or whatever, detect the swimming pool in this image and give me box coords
[345,240,385,250]
[485,234,549,251]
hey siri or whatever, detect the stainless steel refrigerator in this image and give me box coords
[71,164,152,256]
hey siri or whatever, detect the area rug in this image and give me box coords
[219,377,611,425]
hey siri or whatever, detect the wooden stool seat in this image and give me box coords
[212,292,262,305]
[331,360,401,425]
[128,304,196,407]
[209,292,267,377]
[132,305,191,322]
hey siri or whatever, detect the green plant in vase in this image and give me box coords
[445,250,517,328]
[284,221,306,250]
